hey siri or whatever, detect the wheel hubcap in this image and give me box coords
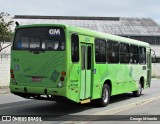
[138,84,142,94]
[103,88,109,103]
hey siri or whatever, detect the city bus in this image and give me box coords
[10,24,151,107]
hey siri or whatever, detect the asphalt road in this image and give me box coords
[0,78,160,123]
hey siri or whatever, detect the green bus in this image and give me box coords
[10,24,151,107]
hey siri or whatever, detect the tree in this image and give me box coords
[0,12,13,52]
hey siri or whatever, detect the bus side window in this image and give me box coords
[107,40,119,63]
[71,34,79,62]
[120,43,129,63]
[130,45,138,64]
[95,38,106,63]
[139,47,146,64]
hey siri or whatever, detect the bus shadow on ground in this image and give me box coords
[110,93,133,104]
[0,93,144,120]
[0,99,93,116]
[110,93,144,104]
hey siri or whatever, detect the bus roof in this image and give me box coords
[16,24,150,47]
[67,25,150,48]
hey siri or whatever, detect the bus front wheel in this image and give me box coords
[133,83,142,97]
[97,84,111,107]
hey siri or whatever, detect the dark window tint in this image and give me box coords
[81,45,86,70]
[130,45,138,64]
[95,39,106,63]
[71,34,79,62]
[13,27,65,51]
[139,47,146,64]
[87,46,91,70]
[107,41,119,63]
[120,43,129,63]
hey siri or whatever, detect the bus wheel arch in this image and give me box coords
[97,80,112,107]
[104,79,112,95]
[133,76,144,97]
[140,76,144,89]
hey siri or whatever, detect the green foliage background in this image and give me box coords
[0,12,13,51]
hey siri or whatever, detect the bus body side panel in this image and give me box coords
[68,56,81,102]
[106,64,147,95]
[107,64,131,95]
[68,34,96,102]
[67,32,81,103]
[128,64,147,91]
[92,63,108,99]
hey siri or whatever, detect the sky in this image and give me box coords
[0,0,160,23]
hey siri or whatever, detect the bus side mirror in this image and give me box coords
[151,49,156,63]
[15,21,20,27]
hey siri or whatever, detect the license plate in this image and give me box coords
[32,76,42,82]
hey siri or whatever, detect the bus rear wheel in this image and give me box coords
[97,84,110,107]
[133,83,142,97]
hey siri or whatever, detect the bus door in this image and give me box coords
[147,48,151,87]
[80,43,92,100]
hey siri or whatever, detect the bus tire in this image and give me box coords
[133,82,142,97]
[97,84,110,107]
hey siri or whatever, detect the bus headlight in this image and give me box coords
[57,82,63,87]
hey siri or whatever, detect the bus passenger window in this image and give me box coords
[71,34,79,62]
[107,41,119,63]
[95,39,106,63]
[139,47,146,64]
[130,45,138,64]
[120,43,129,63]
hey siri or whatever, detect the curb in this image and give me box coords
[0,86,10,95]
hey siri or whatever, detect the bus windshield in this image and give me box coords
[13,27,65,51]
